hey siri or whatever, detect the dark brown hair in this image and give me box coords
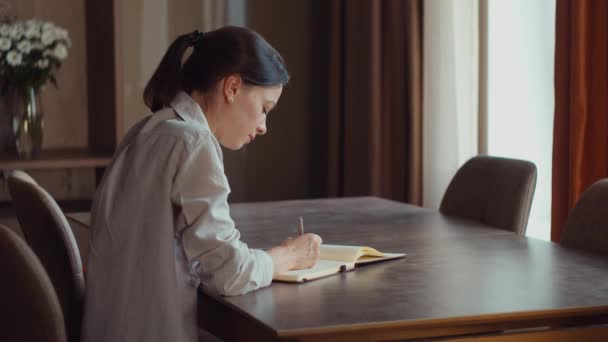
[143,26,289,112]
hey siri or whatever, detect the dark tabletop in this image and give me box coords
[208,197,608,334]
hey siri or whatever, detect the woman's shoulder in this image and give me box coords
[138,108,211,144]
[120,108,216,159]
[159,117,210,142]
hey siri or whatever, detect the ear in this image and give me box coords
[222,74,242,104]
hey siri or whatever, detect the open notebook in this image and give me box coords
[273,244,405,283]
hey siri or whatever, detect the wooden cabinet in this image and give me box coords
[0,149,111,170]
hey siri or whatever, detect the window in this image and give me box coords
[486,0,556,240]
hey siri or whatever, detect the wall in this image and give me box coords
[228,0,319,201]
[119,0,209,133]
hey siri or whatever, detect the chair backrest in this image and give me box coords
[440,155,537,235]
[7,170,84,342]
[561,179,608,255]
[0,224,67,342]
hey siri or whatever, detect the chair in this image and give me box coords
[0,224,67,342]
[439,155,537,235]
[560,179,608,255]
[7,170,84,342]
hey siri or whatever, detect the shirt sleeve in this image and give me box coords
[170,131,274,296]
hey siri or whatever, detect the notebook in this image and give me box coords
[273,244,405,283]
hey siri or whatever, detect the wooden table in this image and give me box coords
[67,197,608,341]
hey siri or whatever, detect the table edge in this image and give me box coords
[276,305,608,338]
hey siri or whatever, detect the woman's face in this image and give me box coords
[209,76,283,150]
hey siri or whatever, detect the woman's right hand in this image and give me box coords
[266,233,322,275]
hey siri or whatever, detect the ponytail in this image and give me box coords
[143,27,289,112]
[143,32,199,112]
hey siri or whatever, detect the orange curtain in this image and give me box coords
[552,0,608,242]
[327,0,423,204]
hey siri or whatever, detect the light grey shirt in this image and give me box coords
[81,91,274,342]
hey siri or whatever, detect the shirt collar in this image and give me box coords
[169,91,210,131]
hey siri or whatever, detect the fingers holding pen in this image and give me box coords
[282,233,322,269]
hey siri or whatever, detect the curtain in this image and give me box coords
[552,0,608,242]
[327,0,423,204]
[422,0,480,209]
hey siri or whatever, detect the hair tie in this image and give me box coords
[188,30,204,46]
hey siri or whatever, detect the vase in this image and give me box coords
[11,86,44,159]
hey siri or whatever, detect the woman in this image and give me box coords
[82,27,322,342]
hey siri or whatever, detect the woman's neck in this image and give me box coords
[190,90,221,138]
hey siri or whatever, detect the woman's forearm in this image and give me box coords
[266,245,293,276]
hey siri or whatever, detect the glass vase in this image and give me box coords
[11,86,44,159]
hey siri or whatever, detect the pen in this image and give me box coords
[298,216,305,236]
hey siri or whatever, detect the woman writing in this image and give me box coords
[82,26,322,342]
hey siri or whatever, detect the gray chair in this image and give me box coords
[7,170,84,342]
[440,155,537,235]
[561,179,608,255]
[0,224,67,342]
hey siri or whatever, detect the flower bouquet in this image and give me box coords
[0,19,70,158]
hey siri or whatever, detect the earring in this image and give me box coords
[228,98,234,103]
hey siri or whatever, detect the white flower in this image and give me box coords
[17,40,32,54]
[53,43,68,60]
[41,30,55,45]
[42,22,55,32]
[9,25,24,39]
[0,24,10,36]
[31,42,43,51]
[0,37,10,51]
[36,59,49,69]
[55,28,71,47]
[24,20,40,31]
[25,25,40,39]
[61,29,69,40]
[6,50,22,66]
